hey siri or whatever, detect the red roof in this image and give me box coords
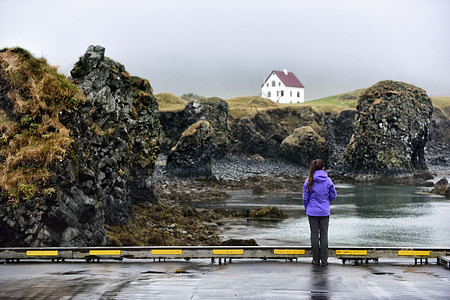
[264,70,305,88]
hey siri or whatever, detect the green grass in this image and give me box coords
[225,96,280,118]
[156,89,450,120]
[431,96,450,118]
[155,93,187,112]
[225,90,365,118]
[290,89,366,114]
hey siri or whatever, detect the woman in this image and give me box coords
[302,159,337,266]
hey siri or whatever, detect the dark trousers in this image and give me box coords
[308,215,329,262]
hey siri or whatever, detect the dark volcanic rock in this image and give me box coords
[339,80,433,175]
[431,177,450,198]
[426,107,450,166]
[221,239,258,246]
[0,45,161,247]
[184,98,229,157]
[326,110,355,167]
[70,45,161,225]
[166,120,214,178]
[229,106,327,160]
[247,206,288,220]
[159,98,229,157]
[279,126,329,167]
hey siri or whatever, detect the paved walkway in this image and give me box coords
[1,258,449,299]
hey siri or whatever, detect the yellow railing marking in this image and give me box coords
[26,250,58,256]
[151,249,183,255]
[89,250,121,256]
[336,250,368,256]
[274,249,305,255]
[213,249,244,255]
[398,250,430,256]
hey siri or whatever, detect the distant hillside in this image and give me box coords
[302,91,450,116]
[155,93,187,111]
[226,96,279,118]
[156,90,450,118]
[224,90,365,118]
[431,96,450,118]
[292,89,366,114]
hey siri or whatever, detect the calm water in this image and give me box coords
[186,183,450,247]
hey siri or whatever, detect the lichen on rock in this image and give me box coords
[339,80,433,175]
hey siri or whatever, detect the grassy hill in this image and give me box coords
[431,96,450,118]
[156,90,450,119]
[226,96,279,118]
[155,93,187,112]
[225,90,365,118]
[292,89,365,114]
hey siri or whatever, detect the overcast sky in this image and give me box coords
[1,0,449,100]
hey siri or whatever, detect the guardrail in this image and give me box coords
[1,246,449,266]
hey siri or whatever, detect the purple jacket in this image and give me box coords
[302,170,337,216]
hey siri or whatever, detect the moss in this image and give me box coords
[107,203,241,246]
[155,92,187,112]
[0,47,85,203]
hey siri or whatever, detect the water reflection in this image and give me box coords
[186,184,450,247]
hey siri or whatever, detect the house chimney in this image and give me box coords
[283,69,288,75]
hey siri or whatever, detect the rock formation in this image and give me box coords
[279,126,329,166]
[431,177,450,198]
[246,206,288,219]
[426,108,450,166]
[69,45,161,224]
[160,97,229,157]
[228,106,327,161]
[166,120,214,177]
[339,80,433,175]
[0,46,161,247]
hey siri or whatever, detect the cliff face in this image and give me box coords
[160,104,354,169]
[70,45,161,224]
[0,46,161,246]
[160,98,228,158]
[166,120,214,177]
[228,106,327,164]
[339,80,433,175]
[427,107,450,166]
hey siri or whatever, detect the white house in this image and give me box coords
[261,69,305,103]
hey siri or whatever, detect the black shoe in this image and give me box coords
[312,260,320,266]
[321,261,328,266]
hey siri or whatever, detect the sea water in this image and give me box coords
[186,183,450,247]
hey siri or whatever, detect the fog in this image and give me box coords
[1,0,449,100]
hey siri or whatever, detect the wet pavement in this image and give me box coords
[0,258,449,299]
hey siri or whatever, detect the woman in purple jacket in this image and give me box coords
[303,159,337,266]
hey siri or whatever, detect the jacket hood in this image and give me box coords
[313,170,328,183]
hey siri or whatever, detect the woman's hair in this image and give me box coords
[307,159,325,191]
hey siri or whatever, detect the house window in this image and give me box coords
[272,80,276,87]
[290,91,292,97]
[268,91,271,97]
[281,91,284,97]
[276,91,279,96]
[297,92,300,97]
[266,83,269,87]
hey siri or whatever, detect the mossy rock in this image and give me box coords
[340,80,433,175]
[279,126,329,166]
[247,206,288,220]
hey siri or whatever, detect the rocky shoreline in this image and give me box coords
[1,45,449,248]
[106,153,449,247]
